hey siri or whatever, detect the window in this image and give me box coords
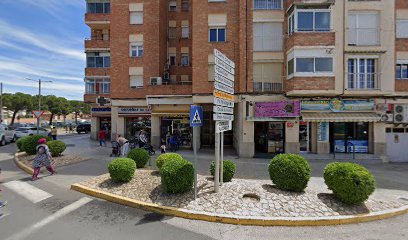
[85,78,110,94]
[181,54,189,66]
[168,27,177,39]
[253,63,283,92]
[397,19,408,38]
[86,53,110,68]
[130,75,143,88]
[209,28,226,42]
[396,64,408,79]
[87,2,110,14]
[169,1,177,12]
[297,11,330,32]
[169,54,176,66]
[348,58,378,89]
[253,0,282,10]
[253,22,283,51]
[181,0,189,11]
[288,59,294,75]
[130,11,143,24]
[130,42,143,57]
[182,26,189,38]
[295,58,333,73]
[348,12,379,45]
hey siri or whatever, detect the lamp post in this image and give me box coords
[26,78,52,134]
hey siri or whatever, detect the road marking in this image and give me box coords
[5,197,92,240]
[4,180,53,203]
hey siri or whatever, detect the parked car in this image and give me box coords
[15,127,51,139]
[76,124,91,134]
[0,124,16,146]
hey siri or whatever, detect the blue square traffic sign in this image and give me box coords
[190,105,203,127]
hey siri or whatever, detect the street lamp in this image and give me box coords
[26,78,52,134]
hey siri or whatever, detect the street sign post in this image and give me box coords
[190,105,203,199]
[213,49,235,192]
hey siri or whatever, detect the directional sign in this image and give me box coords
[214,90,234,101]
[190,105,203,127]
[214,73,234,88]
[214,97,234,108]
[215,65,234,82]
[214,57,235,75]
[214,81,234,95]
[213,113,234,121]
[216,121,232,133]
[214,49,235,68]
[213,105,234,114]
[32,111,44,119]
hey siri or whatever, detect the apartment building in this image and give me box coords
[84,0,408,161]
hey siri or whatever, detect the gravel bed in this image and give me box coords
[19,154,88,169]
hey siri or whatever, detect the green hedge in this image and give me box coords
[108,158,136,182]
[22,135,52,155]
[268,154,311,192]
[156,153,183,170]
[47,140,67,157]
[16,136,29,151]
[324,162,376,205]
[161,158,194,194]
[210,160,236,182]
[127,148,150,168]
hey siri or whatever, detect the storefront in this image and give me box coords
[90,107,112,140]
[118,107,151,140]
[160,115,192,148]
[201,111,233,147]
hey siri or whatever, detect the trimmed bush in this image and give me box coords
[108,158,136,182]
[127,148,150,168]
[324,162,376,205]
[268,154,311,192]
[47,140,67,157]
[22,135,52,155]
[156,153,183,170]
[16,136,29,151]
[210,160,236,182]
[161,158,194,194]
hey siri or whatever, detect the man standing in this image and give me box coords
[117,135,129,156]
[98,128,107,147]
[51,126,58,140]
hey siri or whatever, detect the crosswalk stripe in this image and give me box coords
[3,181,53,203]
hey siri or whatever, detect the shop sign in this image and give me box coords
[255,101,300,118]
[286,122,295,128]
[216,121,232,133]
[118,107,151,115]
[301,99,375,112]
[91,107,111,115]
[317,122,329,142]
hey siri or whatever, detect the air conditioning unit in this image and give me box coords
[394,104,408,123]
[380,113,393,123]
[150,77,162,86]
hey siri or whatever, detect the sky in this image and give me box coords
[0,0,88,100]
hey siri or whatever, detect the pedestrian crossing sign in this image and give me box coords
[190,105,203,127]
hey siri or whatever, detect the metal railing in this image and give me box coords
[346,73,381,90]
[253,0,283,10]
[253,82,282,93]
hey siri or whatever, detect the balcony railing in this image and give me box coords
[253,0,283,10]
[346,73,380,90]
[253,82,282,92]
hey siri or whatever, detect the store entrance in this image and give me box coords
[254,122,285,154]
[99,117,111,140]
[161,117,192,148]
[125,116,151,140]
[201,111,233,147]
[330,122,369,153]
[299,122,312,152]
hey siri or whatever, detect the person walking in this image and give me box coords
[98,128,107,147]
[117,135,129,156]
[32,138,56,181]
[138,130,147,148]
[51,126,58,140]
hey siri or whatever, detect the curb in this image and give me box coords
[14,152,34,175]
[71,183,408,226]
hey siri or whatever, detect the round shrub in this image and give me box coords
[156,153,183,170]
[210,160,236,182]
[47,140,67,157]
[268,154,311,192]
[161,158,194,194]
[108,158,136,182]
[22,135,52,155]
[127,148,150,168]
[324,162,376,205]
[16,136,29,151]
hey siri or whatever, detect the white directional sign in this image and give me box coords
[214,49,235,68]
[216,121,232,133]
[214,97,234,108]
[214,73,234,88]
[214,81,234,95]
[213,105,234,114]
[215,65,234,81]
[214,57,235,75]
[213,113,234,121]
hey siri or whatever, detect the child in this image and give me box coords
[0,168,7,208]
[160,144,166,154]
[32,138,57,181]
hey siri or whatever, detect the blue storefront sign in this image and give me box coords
[301,99,375,112]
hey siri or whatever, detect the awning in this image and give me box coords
[301,112,380,122]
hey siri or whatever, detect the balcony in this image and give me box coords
[253,82,283,93]
[85,13,110,28]
[85,38,110,50]
[345,73,381,91]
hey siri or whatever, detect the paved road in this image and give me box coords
[0,134,407,240]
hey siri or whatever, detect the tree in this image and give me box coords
[59,99,72,123]
[43,95,66,125]
[70,100,90,124]
[3,93,33,125]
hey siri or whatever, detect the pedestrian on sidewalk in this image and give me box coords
[117,135,129,156]
[0,168,8,209]
[138,130,147,148]
[51,126,58,140]
[98,128,107,147]
[32,138,57,181]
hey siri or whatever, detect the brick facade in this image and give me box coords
[285,77,335,91]
[286,32,335,50]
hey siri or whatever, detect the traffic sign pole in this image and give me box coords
[220,132,224,186]
[190,105,203,199]
[193,126,198,199]
[214,131,220,193]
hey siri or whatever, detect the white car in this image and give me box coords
[15,127,51,139]
[0,124,16,146]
